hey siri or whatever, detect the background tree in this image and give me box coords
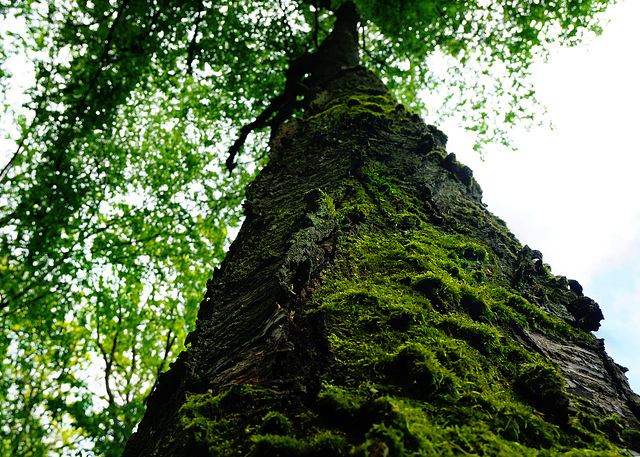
[0,0,618,455]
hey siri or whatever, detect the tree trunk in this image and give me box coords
[122,9,640,457]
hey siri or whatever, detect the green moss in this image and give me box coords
[258,412,293,436]
[249,431,350,457]
[302,227,633,455]
[179,385,278,455]
[384,342,459,397]
[411,271,459,312]
[309,93,398,124]
[514,362,570,422]
[303,188,336,217]
[183,95,636,455]
[308,92,422,147]
[334,182,378,225]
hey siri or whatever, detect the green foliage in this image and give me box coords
[354,0,615,149]
[0,0,619,453]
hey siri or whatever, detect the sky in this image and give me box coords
[438,0,640,393]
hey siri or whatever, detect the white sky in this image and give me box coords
[441,0,640,393]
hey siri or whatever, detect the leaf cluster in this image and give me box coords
[354,0,615,148]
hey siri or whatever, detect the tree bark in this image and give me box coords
[122,6,640,456]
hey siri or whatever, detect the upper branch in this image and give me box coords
[224,0,360,172]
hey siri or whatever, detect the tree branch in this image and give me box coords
[144,331,176,403]
[224,1,360,172]
[0,137,26,184]
[186,0,204,75]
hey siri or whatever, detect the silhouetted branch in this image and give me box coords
[225,1,360,173]
[186,0,204,75]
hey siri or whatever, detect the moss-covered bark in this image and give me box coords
[122,62,640,457]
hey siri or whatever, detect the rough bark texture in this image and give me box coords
[122,6,640,455]
[122,63,640,456]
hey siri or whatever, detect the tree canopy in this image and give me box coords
[0,0,615,454]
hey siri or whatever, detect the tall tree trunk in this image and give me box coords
[123,6,640,456]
